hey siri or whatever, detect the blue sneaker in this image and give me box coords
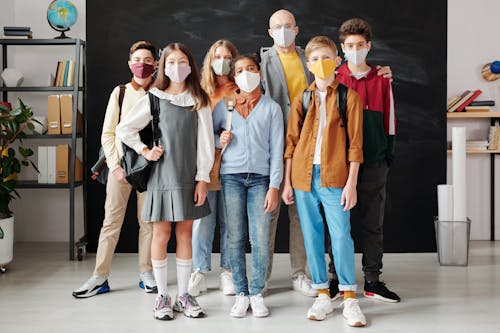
[139,271,157,293]
[72,275,110,298]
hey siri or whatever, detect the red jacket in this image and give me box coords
[336,63,396,164]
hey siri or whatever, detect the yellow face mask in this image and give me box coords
[309,59,336,80]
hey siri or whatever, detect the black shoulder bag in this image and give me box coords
[120,92,161,193]
[91,84,126,184]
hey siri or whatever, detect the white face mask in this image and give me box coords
[235,70,261,93]
[271,27,296,47]
[343,48,369,65]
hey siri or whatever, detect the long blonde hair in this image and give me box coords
[154,43,209,110]
[200,40,239,96]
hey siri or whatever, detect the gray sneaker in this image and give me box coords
[72,275,110,298]
[154,294,174,320]
[139,271,157,293]
[173,293,205,318]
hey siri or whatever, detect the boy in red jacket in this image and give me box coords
[331,18,400,303]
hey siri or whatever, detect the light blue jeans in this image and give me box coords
[192,190,230,272]
[294,165,357,291]
[221,173,271,296]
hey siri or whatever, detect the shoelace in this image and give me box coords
[156,295,170,310]
[184,294,200,308]
[341,299,363,315]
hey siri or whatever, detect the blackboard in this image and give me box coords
[86,0,447,253]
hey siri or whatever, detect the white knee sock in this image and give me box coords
[152,258,168,296]
[176,258,192,296]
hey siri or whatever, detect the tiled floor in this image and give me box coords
[0,241,499,333]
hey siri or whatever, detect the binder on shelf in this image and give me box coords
[60,94,83,134]
[56,144,83,184]
[63,60,70,86]
[47,95,61,134]
[47,146,56,184]
[67,60,75,86]
[37,146,48,183]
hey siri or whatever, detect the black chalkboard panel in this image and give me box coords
[86,0,446,253]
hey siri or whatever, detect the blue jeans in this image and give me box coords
[192,190,230,272]
[221,173,271,296]
[294,165,357,291]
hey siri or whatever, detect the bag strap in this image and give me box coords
[221,96,235,154]
[118,84,126,120]
[148,92,161,146]
[301,83,349,156]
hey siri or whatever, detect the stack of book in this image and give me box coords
[3,26,32,39]
[447,89,482,112]
[488,126,500,150]
[466,140,489,151]
[53,60,75,87]
[465,100,495,112]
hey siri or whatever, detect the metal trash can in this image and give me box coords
[434,217,471,266]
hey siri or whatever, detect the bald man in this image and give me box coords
[260,9,316,297]
[260,9,393,298]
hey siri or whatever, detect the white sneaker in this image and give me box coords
[139,271,157,293]
[230,293,250,318]
[250,294,269,317]
[154,294,174,320]
[187,271,207,297]
[292,274,317,297]
[72,275,110,298]
[220,270,236,295]
[307,293,334,321]
[342,298,367,327]
[173,293,205,318]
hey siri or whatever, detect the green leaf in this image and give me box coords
[9,108,22,117]
[21,160,29,166]
[0,104,9,112]
[27,122,35,131]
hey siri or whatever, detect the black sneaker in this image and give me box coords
[364,281,401,303]
[328,279,343,300]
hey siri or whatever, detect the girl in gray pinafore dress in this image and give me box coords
[116,43,214,321]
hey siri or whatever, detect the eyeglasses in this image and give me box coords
[271,23,295,30]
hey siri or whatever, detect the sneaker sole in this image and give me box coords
[184,311,205,318]
[139,281,158,293]
[364,291,400,303]
[307,314,325,321]
[72,284,110,298]
[252,311,269,318]
[154,313,174,321]
[344,317,366,327]
[230,312,247,318]
[221,288,236,296]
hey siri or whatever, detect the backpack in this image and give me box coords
[301,83,349,155]
[90,85,126,184]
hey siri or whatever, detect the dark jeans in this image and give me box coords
[328,160,389,282]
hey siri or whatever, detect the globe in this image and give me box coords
[47,0,78,39]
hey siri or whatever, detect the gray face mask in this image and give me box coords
[343,48,369,65]
[211,58,231,76]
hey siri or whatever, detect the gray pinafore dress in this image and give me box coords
[141,99,211,222]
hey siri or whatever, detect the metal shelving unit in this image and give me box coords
[0,38,87,260]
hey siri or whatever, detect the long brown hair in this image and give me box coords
[154,43,209,110]
[200,40,239,96]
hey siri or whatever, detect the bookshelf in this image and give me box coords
[0,38,87,260]
[447,111,499,240]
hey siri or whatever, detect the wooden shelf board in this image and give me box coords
[447,149,500,154]
[447,112,500,118]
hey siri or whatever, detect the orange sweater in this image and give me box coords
[284,79,364,192]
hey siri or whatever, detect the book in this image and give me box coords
[67,60,75,86]
[47,146,57,184]
[63,60,70,86]
[488,126,500,150]
[465,106,490,112]
[3,30,32,36]
[1,33,32,39]
[456,89,482,112]
[470,100,495,107]
[448,90,471,112]
[37,147,48,183]
[447,96,460,110]
[55,61,65,86]
[3,26,31,32]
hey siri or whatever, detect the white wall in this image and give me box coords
[3,0,499,243]
[447,0,500,240]
[1,0,86,242]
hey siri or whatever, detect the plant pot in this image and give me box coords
[0,216,14,267]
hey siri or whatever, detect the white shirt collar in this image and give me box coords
[150,87,196,107]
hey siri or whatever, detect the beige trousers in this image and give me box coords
[93,172,152,277]
[267,197,308,281]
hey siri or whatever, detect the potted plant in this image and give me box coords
[0,99,37,272]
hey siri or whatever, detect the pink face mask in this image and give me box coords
[165,63,191,83]
[130,62,155,79]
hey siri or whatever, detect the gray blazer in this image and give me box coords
[260,46,314,128]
